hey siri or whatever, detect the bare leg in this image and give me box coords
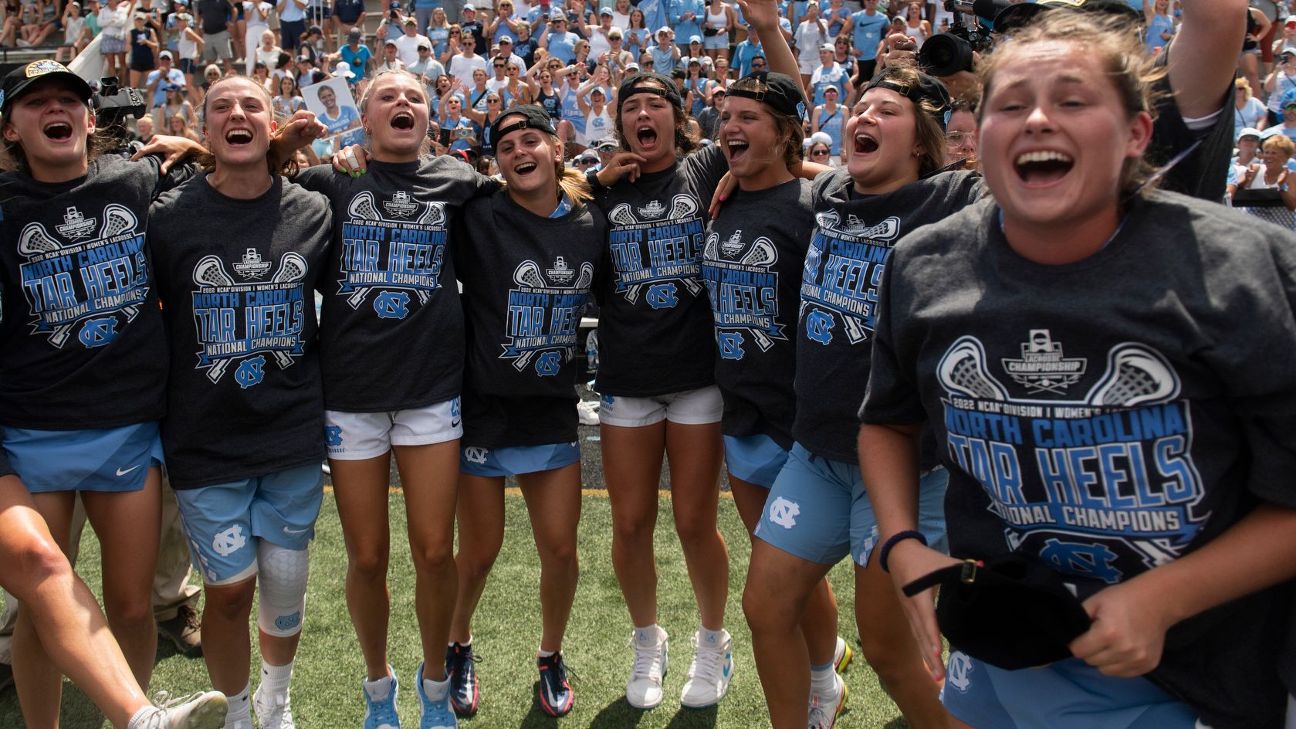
[517,464,582,652]
[665,421,726,630]
[449,473,504,658]
[331,453,395,681]
[601,422,666,627]
[82,471,162,689]
[201,577,257,695]
[13,490,77,729]
[396,441,460,680]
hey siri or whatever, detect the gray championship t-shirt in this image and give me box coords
[793,167,982,463]
[0,155,191,430]
[861,191,1296,729]
[703,177,814,447]
[295,158,497,412]
[456,190,605,448]
[149,174,332,489]
[592,144,728,397]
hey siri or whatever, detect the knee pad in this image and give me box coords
[256,542,309,638]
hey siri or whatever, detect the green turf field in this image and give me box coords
[0,491,909,728]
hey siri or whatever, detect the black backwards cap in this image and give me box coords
[726,71,808,122]
[616,72,684,112]
[863,66,952,130]
[993,0,1142,34]
[1,60,92,117]
[490,104,557,145]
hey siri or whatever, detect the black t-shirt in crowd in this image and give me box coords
[456,190,605,447]
[197,0,232,34]
[793,167,982,463]
[861,192,1296,729]
[295,158,496,413]
[592,144,728,397]
[0,155,189,430]
[149,174,332,489]
[702,178,813,448]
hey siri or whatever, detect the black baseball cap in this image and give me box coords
[863,66,951,130]
[727,71,807,121]
[490,104,556,144]
[0,60,92,117]
[617,72,684,112]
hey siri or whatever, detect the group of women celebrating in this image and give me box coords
[6,2,1296,729]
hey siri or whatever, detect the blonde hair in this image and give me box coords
[1264,133,1295,157]
[979,11,1164,196]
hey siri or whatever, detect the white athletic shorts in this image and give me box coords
[598,385,723,427]
[325,397,462,460]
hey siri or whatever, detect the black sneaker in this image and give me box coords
[157,604,203,657]
[536,652,574,717]
[444,642,479,717]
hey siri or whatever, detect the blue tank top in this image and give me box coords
[817,106,843,155]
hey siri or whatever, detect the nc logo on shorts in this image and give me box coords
[717,331,745,361]
[212,524,248,557]
[464,447,490,464]
[767,496,800,529]
[946,651,973,694]
[373,290,411,320]
[275,611,302,632]
[77,316,119,348]
[645,283,679,310]
[234,355,267,389]
[806,309,834,345]
[600,394,615,407]
[535,351,562,377]
[325,425,343,448]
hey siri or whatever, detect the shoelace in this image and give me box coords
[686,636,726,682]
[135,691,211,729]
[629,636,665,681]
[258,690,293,728]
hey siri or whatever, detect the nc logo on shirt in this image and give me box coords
[535,351,562,377]
[234,355,267,389]
[1038,539,1122,584]
[718,331,745,360]
[373,290,411,319]
[767,496,800,529]
[499,259,594,375]
[946,651,973,694]
[645,282,679,310]
[77,316,119,348]
[212,524,248,557]
[805,308,834,345]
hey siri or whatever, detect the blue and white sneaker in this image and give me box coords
[415,663,457,729]
[680,629,733,708]
[362,668,400,729]
[536,652,574,717]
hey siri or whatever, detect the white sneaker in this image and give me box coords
[253,683,296,729]
[833,636,854,674]
[680,629,733,708]
[132,691,228,729]
[807,673,848,729]
[625,626,669,709]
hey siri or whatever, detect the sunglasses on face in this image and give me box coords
[494,63,506,67]
[810,147,830,156]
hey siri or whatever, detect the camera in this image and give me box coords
[919,24,992,76]
[92,76,148,148]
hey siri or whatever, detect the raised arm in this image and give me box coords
[1167,0,1247,117]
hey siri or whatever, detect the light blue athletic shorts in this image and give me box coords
[173,463,324,585]
[2,422,163,494]
[460,442,581,478]
[941,652,1200,729]
[723,433,790,489]
[753,442,949,566]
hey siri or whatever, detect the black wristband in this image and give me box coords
[585,166,605,191]
[878,530,927,573]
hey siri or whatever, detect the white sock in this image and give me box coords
[699,626,726,646]
[260,659,294,693]
[810,663,836,696]
[363,671,394,701]
[449,636,472,648]
[633,623,663,645]
[537,648,556,658]
[422,675,450,702]
[225,686,252,727]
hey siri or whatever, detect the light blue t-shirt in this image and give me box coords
[850,10,887,61]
